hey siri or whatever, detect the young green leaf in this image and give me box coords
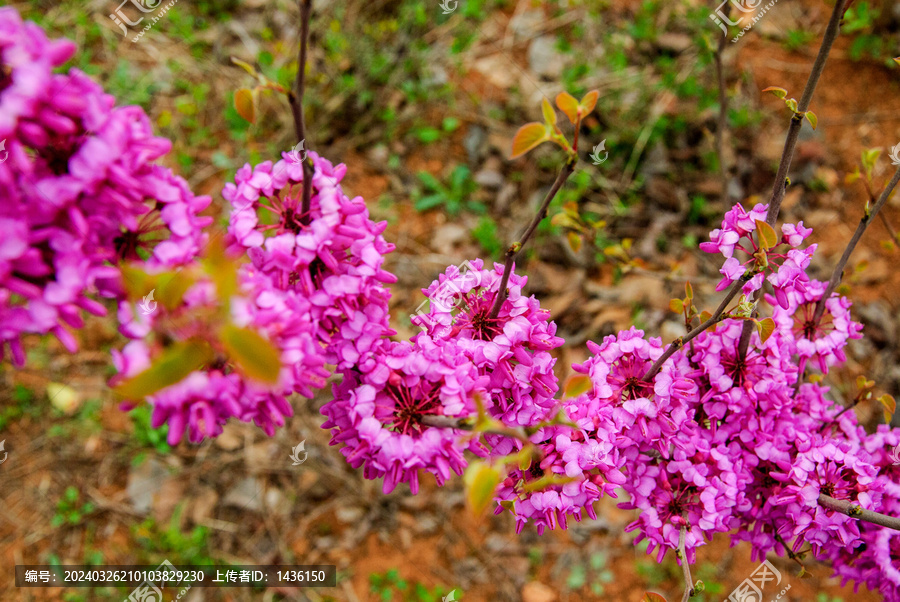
[230,57,259,78]
[685,281,694,300]
[669,298,684,314]
[757,317,776,344]
[219,324,282,384]
[234,88,256,124]
[463,461,501,516]
[804,110,818,130]
[879,394,896,421]
[762,86,788,99]
[567,231,582,254]
[785,98,798,113]
[755,220,778,250]
[510,123,550,159]
[555,91,579,124]
[114,340,214,400]
[541,97,557,126]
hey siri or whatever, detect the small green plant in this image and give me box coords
[368,569,455,602]
[413,166,483,215]
[472,216,503,258]
[565,551,615,596]
[133,506,212,565]
[130,404,172,456]
[52,487,95,528]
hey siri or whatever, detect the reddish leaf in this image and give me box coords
[555,91,579,124]
[510,122,549,159]
[234,88,256,124]
[642,593,668,602]
[578,89,599,115]
[563,374,592,398]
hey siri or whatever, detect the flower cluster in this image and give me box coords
[0,8,210,364]
[224,151,396,372]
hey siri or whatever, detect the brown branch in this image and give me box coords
[288,0,315,223]
[420,415,532,445]
[487,158,576,320]
[714,2,731,206]
[677,526,695,602]
[812,165,900,324]
[642,273,749,382]
[735,0,846,359]
[819,494,900,532]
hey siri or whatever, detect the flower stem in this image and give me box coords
[487,158,576,320]
[818,494,900,532]
[734,0,846,359]
[811,165,900,325]
[642,273,749,382]
[677,526,695,602]
[288,0,314,224]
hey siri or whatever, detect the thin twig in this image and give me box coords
[677,526,694,602]
[288,0,315,223]
[734,0,846,358]
[642,273,749,382]
[487,159,576,320]
[812,165,900,324]
[819,494,900,532]
[420,415,532,445]
[714,2,731,206]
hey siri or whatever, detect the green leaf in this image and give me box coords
[685,281,694,300]
[156,270,195,312]
[879,394,896,421]
[463,461,501,516]
[114,340,215,400]
[757,317,776,344]
[669,298,684,314]
[416,170,443,191]
[202,239,239,304]
[755,220,778,250]
[541,97,557,126]
[578,90,599,116]
[567,231,582,254]
[805,110,818,130]
[414,127,442,144]
[699,310,713,323]
[219,324,282,384]
[762,86,788,99]
[230,57,258,78]
[510,122,550,159]
[555,91,579,124]
[234,88,256,124]
[785,98,799,112]
[563,375,592,398]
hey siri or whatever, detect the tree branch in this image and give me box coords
[735,0,846,358]
[677,526,695,602]
[642,273,749,382]
[819,494,900,532]
[812,165,900,324]
[288,0,315,223]
[487,158,576,320]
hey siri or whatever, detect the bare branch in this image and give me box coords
[819,494,900,532]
